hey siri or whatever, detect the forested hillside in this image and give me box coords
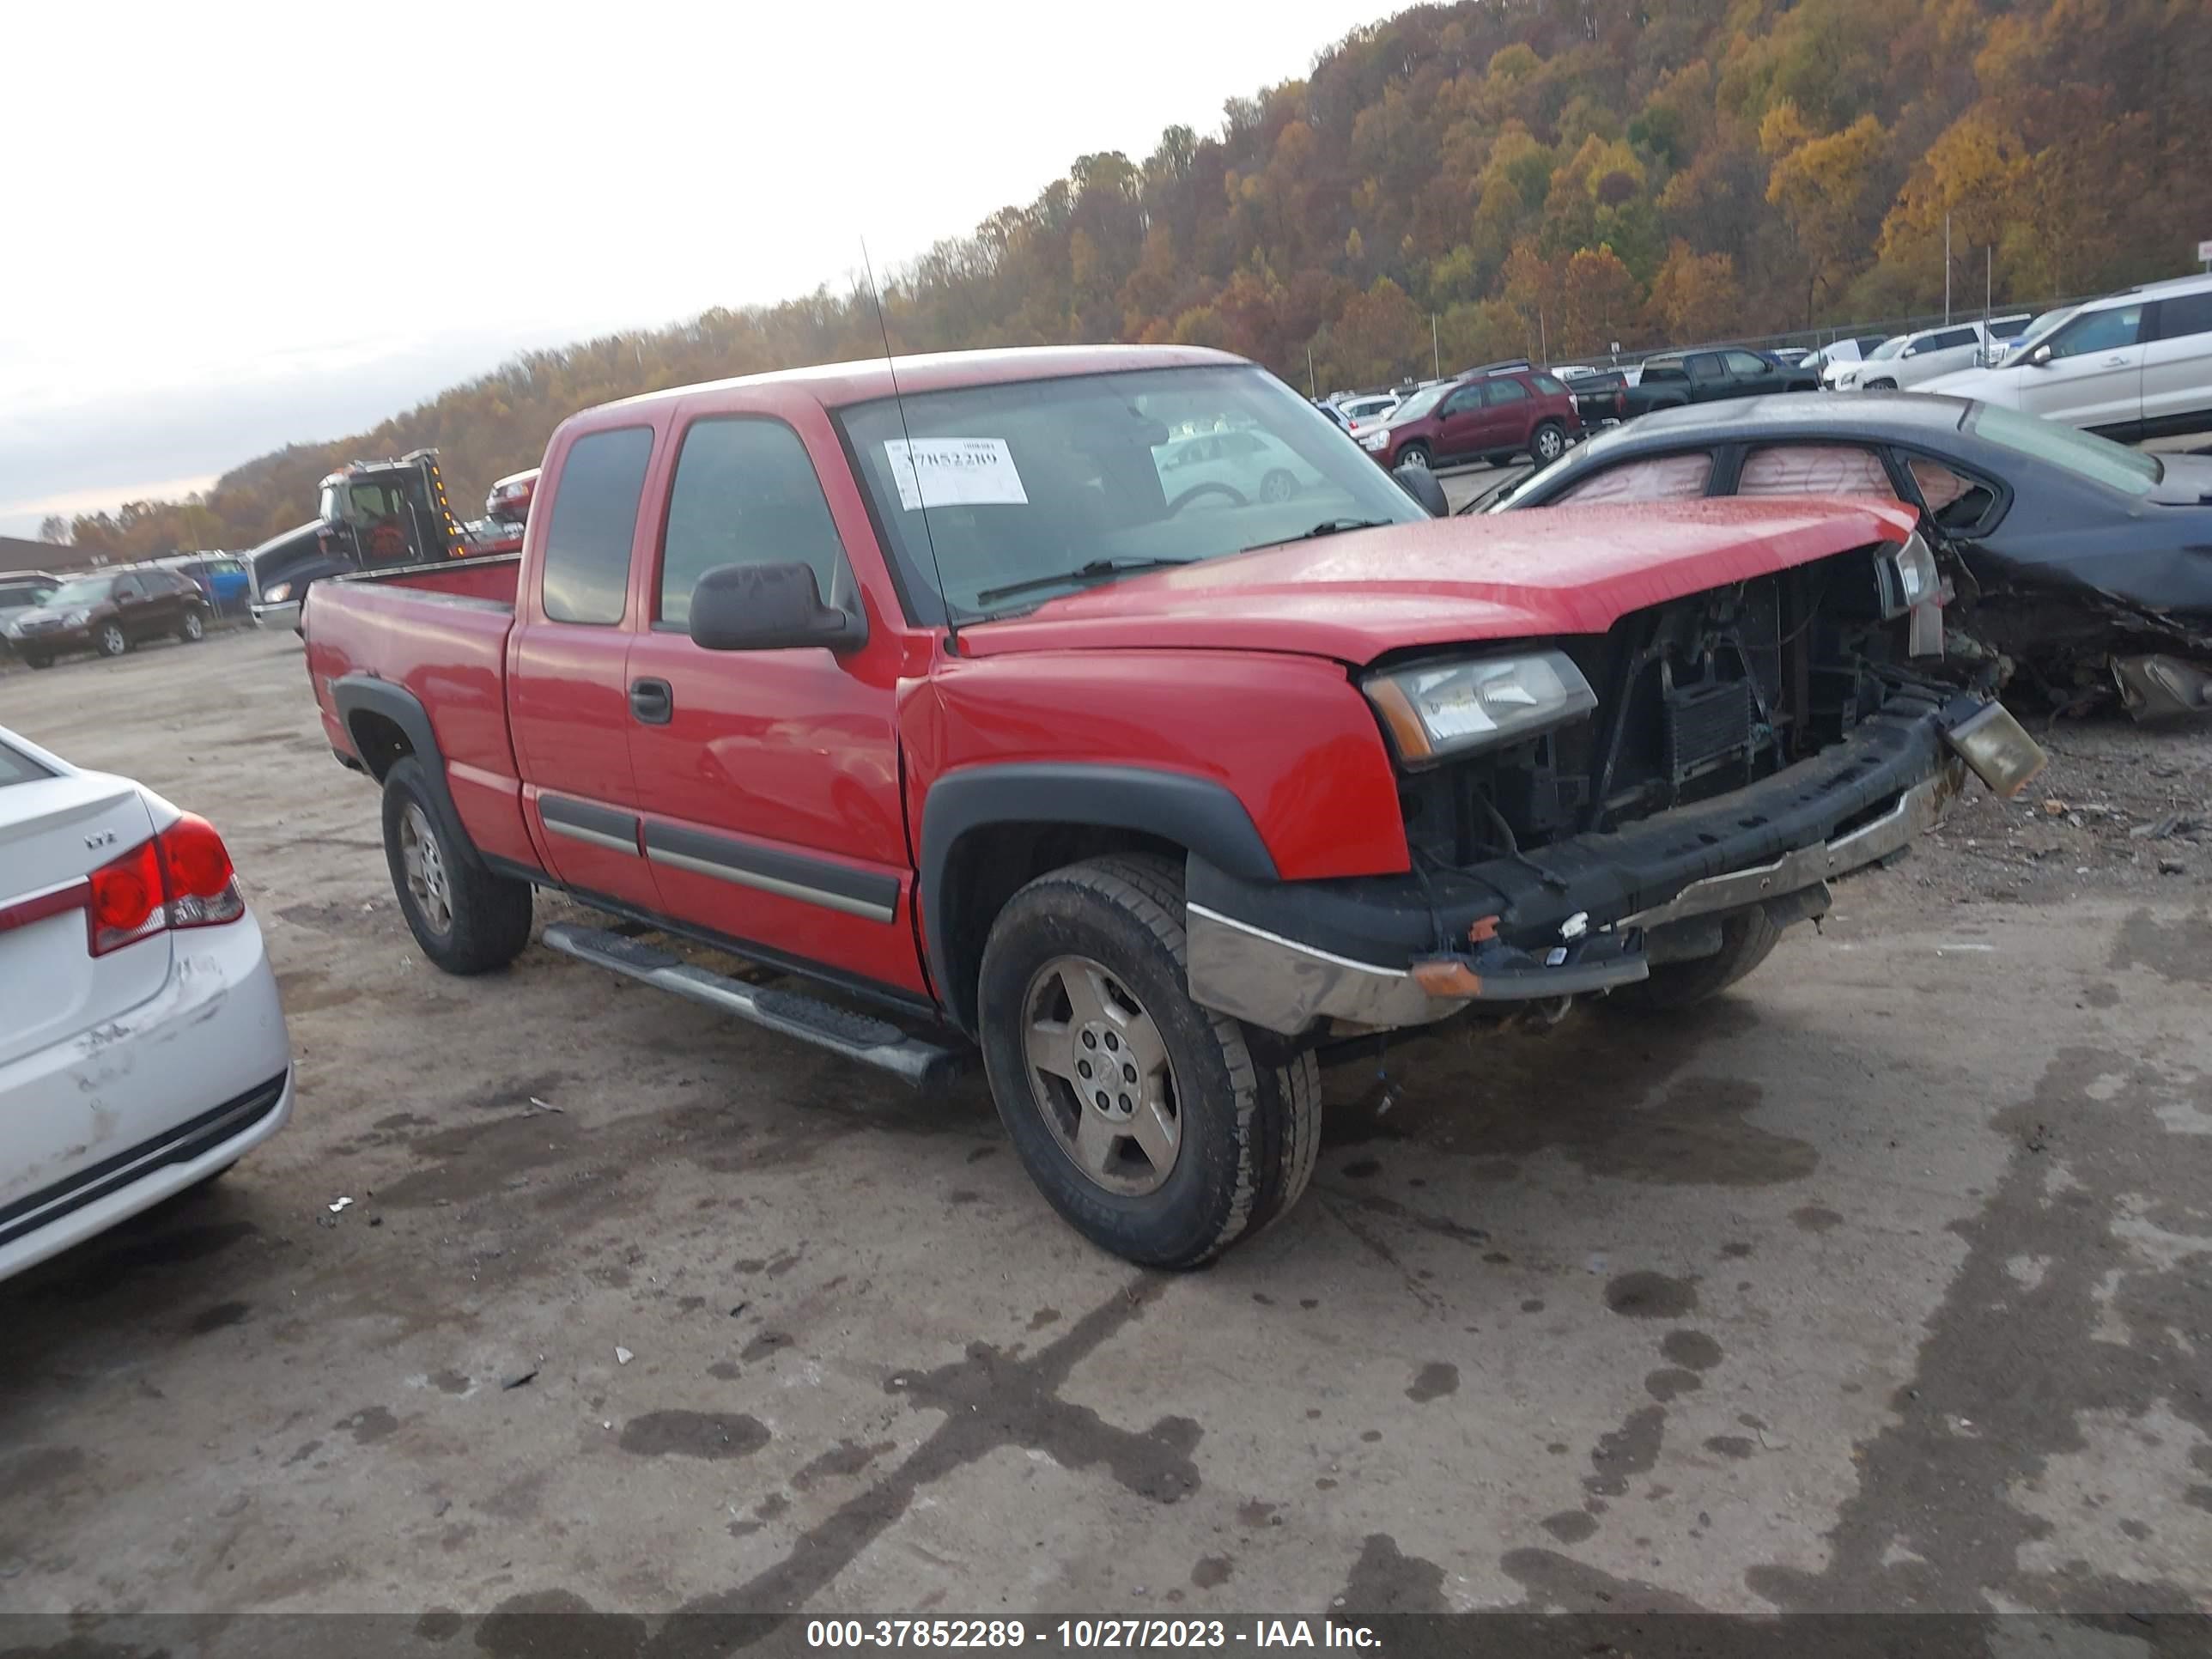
[53,0,2207,560]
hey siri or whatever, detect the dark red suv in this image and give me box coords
[1358,367,1582,472]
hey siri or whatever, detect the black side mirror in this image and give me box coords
[688,562,866,653]
[1392,464,1449,518]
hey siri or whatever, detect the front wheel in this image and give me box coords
[24,653,52,670]
[380,757,534,974]
[97,623,128,658]
[179,609,206,643]
[1395,443,1431,471]
[1531,421,1567,465]
[1258,468,1297,503]
[1864,378,1897,391]
[977,854,1321,1269]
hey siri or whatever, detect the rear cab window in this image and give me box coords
[541,427,654,623]
[658,418,852,627]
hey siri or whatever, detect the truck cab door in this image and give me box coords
[507,422,666,911]
[622,410,926,999]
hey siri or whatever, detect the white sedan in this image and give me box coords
[0,725,293,1284]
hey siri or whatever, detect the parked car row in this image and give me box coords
[1,564,215,668]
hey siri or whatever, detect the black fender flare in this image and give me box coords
[330,674,487,871]
[917,763,1279,1033]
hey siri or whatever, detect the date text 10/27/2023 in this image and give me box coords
[805,1620,1383,1650]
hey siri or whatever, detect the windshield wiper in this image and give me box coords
[974,556,1198,607]
[1241,517,1394,553]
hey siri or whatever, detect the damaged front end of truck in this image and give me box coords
[1187,531,2047,1038]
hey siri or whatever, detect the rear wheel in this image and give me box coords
[1606,906,1784,1013]
[380,757,534,975]
[1531,421,1567,465]
[1259,468,1297,503]
[178,609,206,643]
[977,854,1321,1268]
[97,622,128,658]
[1395,442,1431,471]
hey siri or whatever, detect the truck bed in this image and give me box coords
[302,554,539,869]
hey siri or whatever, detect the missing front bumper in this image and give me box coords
[1188,690,2039,1037]
[1185,767,1948,1037]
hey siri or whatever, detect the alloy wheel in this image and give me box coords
[1019,954,1182,1196]
[398,803,453,936]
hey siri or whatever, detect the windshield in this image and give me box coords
[45,577,112,606]
[1867,337,1908,362]
[1389,384,1449,422]
[1996,307,2081,367]
[837,364,1426,620]
[1968,403,2162,495]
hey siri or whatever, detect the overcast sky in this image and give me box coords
[0,0,1398,537]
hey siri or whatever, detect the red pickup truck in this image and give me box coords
[301,343,2043,1267]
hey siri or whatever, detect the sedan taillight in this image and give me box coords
[87,813,246,957]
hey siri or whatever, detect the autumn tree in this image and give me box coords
[1879,108,2029,296]
[1314,276,1427,389]
[1556,247,1644,358]
[1762,104,1890,320]
[1645,240,1744,345]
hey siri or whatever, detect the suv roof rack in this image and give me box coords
[1461,358,1534,380]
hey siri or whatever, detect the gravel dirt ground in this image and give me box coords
[2,623,2209,1628]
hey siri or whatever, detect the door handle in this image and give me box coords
[629,678,673,725]
[2103,356,2130,367]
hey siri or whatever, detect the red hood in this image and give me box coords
[957,496,1919,665]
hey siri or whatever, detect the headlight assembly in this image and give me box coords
[1358,429,1391,451]
[263,582,293,604]
[63,608,89,626]
[1363,650,1598,768]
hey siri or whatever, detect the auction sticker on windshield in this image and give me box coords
[885,438,1029,510]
